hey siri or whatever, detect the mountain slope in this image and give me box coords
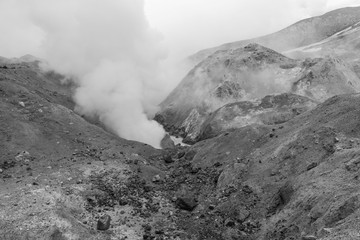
[156,43,360,143]
[284,20,360,77]
[148,94,360,239]
[190,6,360,64]
[0,61,180,239]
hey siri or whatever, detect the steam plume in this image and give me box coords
[17,0,168,148]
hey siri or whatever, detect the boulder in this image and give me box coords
[97,214,111,231]
[175,196,198,211]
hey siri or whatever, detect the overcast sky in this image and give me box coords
[0,0,360,59]
[144,0,360,58]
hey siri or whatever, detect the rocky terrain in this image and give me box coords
[3,6,360,240]
[166,93,360,239]
[0,60,176,239]
[155,43,360,143]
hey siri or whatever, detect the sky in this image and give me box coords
[1,0,360,59]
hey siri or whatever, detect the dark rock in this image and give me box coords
[176,196,198,211]
[96,214,111,230]
[242,185,253,194]
[214,162,222,167]
[190,167,200,174]
[155,229,164,234]
[236,209,250,223]
[160,134,175,149]
[119,198,128,206]
[267,182,294,215]
[279,181,294,205]
[224,218,236,227]
[307,162,318,171]
[143,234,155,240]
[184,150,197,161]
[152,174,161,183]
[143,185,152,192]
[163,154,174,163]
[143,224,152,232]
[345,158,360,171]
[49,228,66,240]
[177,151,185,159]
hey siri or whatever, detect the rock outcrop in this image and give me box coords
[198,93,316,141]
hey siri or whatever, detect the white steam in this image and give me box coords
[6,0,171,148]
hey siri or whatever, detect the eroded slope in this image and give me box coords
[156,44,360,143]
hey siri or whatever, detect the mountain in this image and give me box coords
[156,43,360,143]
[190,6,360,65]
[150,7,360,238]
[5,6,360,240]
[168,93,360,239]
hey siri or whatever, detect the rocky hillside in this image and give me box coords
[4,59,360,240]
[0,60,182,239]
[190,6,360,65]
[164,93,360,239]
[5,6,360,240]
[156,43,360,143]
[197,93,317,141]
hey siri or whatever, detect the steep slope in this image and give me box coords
[155,93,360,239]
[190,6,360,64]
[156,44,360,143]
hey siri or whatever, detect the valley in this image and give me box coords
[2,6,360,240]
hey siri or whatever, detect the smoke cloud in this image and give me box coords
[1,0,176,148]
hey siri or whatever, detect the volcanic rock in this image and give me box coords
[97,214,111,230]
[175,196,198,211]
